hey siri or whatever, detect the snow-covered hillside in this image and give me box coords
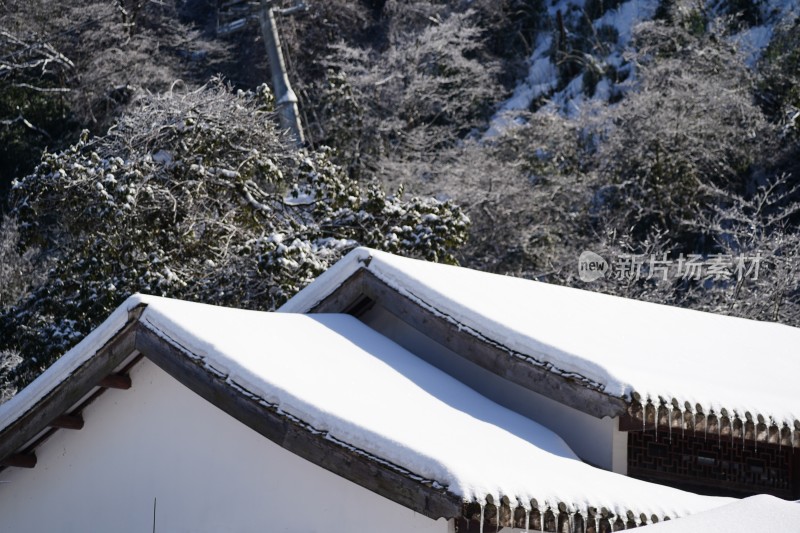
[491,0,799,125]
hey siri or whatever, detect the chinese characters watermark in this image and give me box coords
[578,251,762,283]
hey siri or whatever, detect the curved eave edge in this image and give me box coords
[390,281,627,414]
[133,322,463,520]
[388,272,800,442]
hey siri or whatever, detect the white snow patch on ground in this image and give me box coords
[729,0,799,66]
[552,75,585,116]
[595,0,660,46]
[734,25,775,66]
[486,36,556,137]
[488,0,659,132]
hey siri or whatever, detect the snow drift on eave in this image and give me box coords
[281,247,800,433]
[133,295,729,520]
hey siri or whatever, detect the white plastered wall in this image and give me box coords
[612,423,628,476]
[0,357,448,533]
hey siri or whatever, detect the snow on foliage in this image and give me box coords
[1,80,468,387]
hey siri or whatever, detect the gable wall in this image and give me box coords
[0,357,448,533]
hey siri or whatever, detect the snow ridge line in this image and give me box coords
[137,316,450,494]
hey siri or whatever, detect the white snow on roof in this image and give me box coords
[0,293,729,518]
[642,495,800,532]
[281,248,800,427]
[135,295,727,517]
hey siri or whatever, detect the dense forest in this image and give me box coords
[0,0,798,398]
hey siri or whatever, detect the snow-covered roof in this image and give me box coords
[281,247,800,434]
[642,495,800,532]
[0,294,729,523]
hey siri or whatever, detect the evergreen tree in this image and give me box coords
[2,80,468,387]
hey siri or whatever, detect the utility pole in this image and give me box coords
[257,0,305,147]
[216,0,306,148]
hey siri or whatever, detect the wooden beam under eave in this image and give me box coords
[99,374,131,390]
[50,414,84,430]
[1,453,37,468]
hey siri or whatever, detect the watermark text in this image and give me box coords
[578,251,761,283]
